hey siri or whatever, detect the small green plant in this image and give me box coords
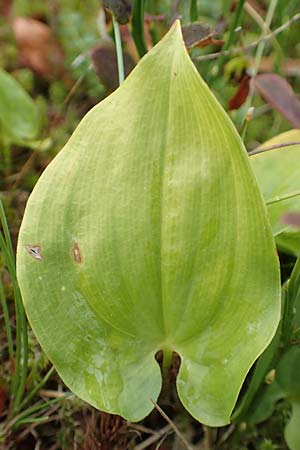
[16,21,281,426]
[0,199,70,445]
[0,68,40,172]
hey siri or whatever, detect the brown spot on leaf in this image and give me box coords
[72,242,83,263]
[26,245,43,260]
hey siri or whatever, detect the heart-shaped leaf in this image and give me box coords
[17,21,280,426]
[0,68,40,143]
[251,130,300,255]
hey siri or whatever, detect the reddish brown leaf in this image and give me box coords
[120,24,139,62]
[228,75,251,110]
[90,43,134,93]
[281,212,300,229]
[12,17,64,79]
[144,13,166,23]
[253,73,300,128]
[249,57,300,78]
[182,23,223,49]
[0,386,7,415]
[1,0,11,16]
[197,36,224,49]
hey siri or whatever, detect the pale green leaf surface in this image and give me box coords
[17,21,280,426]
[277,347,300,450]
[285,401,300,450]
[0,68,40,142]
[251,130,300,255]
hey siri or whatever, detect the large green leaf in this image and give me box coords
[251,130,300,255]
[0,68,40,143]
[17,21,280,426]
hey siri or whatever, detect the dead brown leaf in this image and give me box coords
[228,75,251,110]
[253,73,300,128]
[182,23,223,49]
[281,212,300,228]
[90,42,134,92]
[103,0,132,24]
[12,17,64,79]
[248,57,300,78]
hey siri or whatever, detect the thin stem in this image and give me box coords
[194,13,300,62]
[14,287,28,410]
[112,14,125,85]
[242,0,278,136]
[0,199,15,265]
[240,106,254,140]
[266,190,300,206]
[9,394,71,431]
[190,0,198,22]
[224,0,246,52]
[19,367,55,411]
[162,348,173,382]
[150,400,194,450]
[217,0,246,70]
[132,0,147,57]
[134,425,171,450]
[244,1,283,60]
[248,140,300,156]
[0,272,14,360]
[0,232,20,399]
[0,200,28,409]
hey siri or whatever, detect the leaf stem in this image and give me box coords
[112,14,125,85]
[248,141,300,156]
[266,190,300,206]
[162,348,173,381]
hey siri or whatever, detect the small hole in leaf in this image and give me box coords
[72,242,83,263]
[26,245,43,261]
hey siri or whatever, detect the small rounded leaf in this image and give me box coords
[251,130,300,255]
[0,68,40,142]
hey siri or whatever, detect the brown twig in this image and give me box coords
[150,400,194,450]
[134,424,171,450]
[38,389,66,399]
[194,13,300,61]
